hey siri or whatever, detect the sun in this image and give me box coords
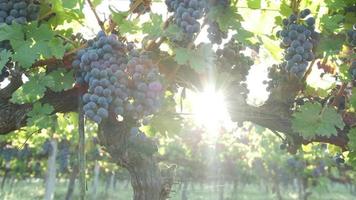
[190,85,233,140]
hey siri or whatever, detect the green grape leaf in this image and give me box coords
[316,35,343,55]
[45,0,84,25]
[292,102,345,139]
[27,102,54,130]
[348,128,356,151]
[164,24,184,41]
[207,6,243,32]
[190,44,216,72]
[0,23,24,42]
[173,44,216,73]
[110,9,140,34]
[304,85,331,98]
[142,14,163,39]
[47,69,75,92]
[247,0,261,9]
[11,73,55,104]
[1,23,66,68]
[91,0,102,7]
[48,38,66,58]
[259,35,282,61]
[279,1,293,17]
[319,14,344,33]
[0,49,11,71]
[174,48,190,65]
[233,29,254,45]
[324,0,347,10]
[62,0,84,9]
[339,63,352,82]
[11,40,39,68]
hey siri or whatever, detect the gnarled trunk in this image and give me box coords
[97,118,174,200]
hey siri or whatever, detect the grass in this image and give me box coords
[0,178,354,200]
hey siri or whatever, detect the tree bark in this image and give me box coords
[98,118,174,200]
[44,139,57,200]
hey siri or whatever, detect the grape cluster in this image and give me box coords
[346,24,356,47]
[130,0,151,14]
[73,31,163,125]
[277,9,317,78]
[0,145,16,161]
[216,39,253,98]
[41,139,53,156]
[165,0,205,39]
[207,21,227,44]
[129,127,157,155]
[18,144,31,160]
[334,154,345,165]
[205,0,229,44]
[0,0,40,25]
[57,139,70,172]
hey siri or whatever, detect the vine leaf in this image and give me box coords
[292,102,345,139]
[174,48,190,65]
[247,0,261,9]
[110,10,140,34]
[0,23,66,68]
[316,35,343,55]
[259,35,282,61]
[0,49,11,71]
[339,63,352,82]
[174,44,215,73]
[319,14,344,34]
[47,69,75,92]
[142,13,163,39]
[11,73,55,104]
[279,1,293,17]
[207,6,243,32]
[164,24,184,41]
[27,102,54,130]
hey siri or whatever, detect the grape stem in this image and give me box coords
[86,0,105,32]
[331,83,347,107]
[301,59,316,82]
[38,11,55,21]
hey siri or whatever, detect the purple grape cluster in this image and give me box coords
[165,0,205,39]
[57,139,70,172]
[72,31,163,125]
[207,21,227,44]
[277,9,318,78]
[0,0,40,25]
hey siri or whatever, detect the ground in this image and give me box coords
[0,179,354,200]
